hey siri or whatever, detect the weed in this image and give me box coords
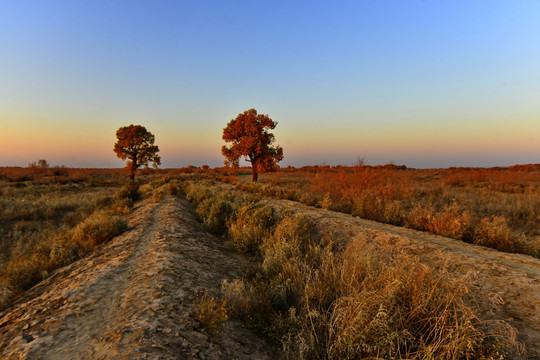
[72,210,128,247]
[193,290,230,335]
[152,188,165,202]
[117,181,141,201]
[196,197,235,234]
[228,203,277,253]
[226,166,540,257]
[474,216,516,252]
[167,181,178,195]
[0,180,132,309]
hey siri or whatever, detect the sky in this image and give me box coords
[1,0,539,168]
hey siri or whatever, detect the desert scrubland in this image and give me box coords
[0,167,539,359]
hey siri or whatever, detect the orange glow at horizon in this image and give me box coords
[1,109,539,168]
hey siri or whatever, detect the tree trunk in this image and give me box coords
[251,166,258,182]
[130,157,138,181]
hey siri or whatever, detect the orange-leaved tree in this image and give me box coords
[113,124,161,180]
[222,109,283,182]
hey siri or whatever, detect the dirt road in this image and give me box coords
[0,194,278,359]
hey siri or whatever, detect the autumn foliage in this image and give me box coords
[222,109,283,181]
[114,124,161,180]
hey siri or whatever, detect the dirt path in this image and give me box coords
[0,194,279,359]
[263,198,540,359]
[1,184,538,359]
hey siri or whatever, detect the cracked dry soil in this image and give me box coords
[0,194,279,360]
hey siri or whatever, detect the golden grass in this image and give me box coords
[0,175,170,310]
[193,290,230,335]
[184,179,523,359]
[231,166,540,257]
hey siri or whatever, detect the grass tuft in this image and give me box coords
[193,290,230,335]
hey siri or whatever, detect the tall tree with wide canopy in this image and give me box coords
[114,124,161,180]
[222,109,284,182]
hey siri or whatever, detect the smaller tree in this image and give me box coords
[113,124,161,180]
[28,159,49,174]
[222,109,283,182]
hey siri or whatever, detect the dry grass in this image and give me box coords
[228,203,277,253]
[193,290,230,335]
[186,179,523,359]
[0,174,170,310]
[231,166,540,257]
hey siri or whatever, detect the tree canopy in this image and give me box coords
[222,109,284,181]
[113,124,161,180]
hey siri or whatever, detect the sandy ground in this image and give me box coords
[0,194,279,359]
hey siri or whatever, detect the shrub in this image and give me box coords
[167,181,178,195]
[6,255,48,291]
[117,181,141,201]
[185,183,214,204]
[72,210,128,247]
[152,187,165,202]
[319,193,332,209]
[228,203,277,253]
[474,216,515,252]
[382,199,404,225]
[196,197,235,234]
[406,203,433,231]
[221,279,250,316]
[428,202,472,240]
[193,290,230,335]
[407,203,472,240]
[110,197,134,215]
[313,246,520,360]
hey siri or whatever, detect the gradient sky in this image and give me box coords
[1,0,539,168]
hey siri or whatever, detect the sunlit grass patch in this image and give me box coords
[187,179,523,359]
[193,290,230,335]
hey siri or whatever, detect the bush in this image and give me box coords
[407,203,472,240]
[117,181,141,201]
[72,210,128,247]
[185,183,214,204]
[152,187,165,202]
[406,203,433,231]
[196,197,235,234]
[167,181,178,195]
[429,202,472,240]
[110,197,134,215]
[474,216,515,252]
[193,290,230,335]
[228,203,277,253]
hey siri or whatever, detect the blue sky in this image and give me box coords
[1,0,539,168]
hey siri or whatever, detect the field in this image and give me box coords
[0,166,539,358]
[0,168,169,308]
[232,165,540,258]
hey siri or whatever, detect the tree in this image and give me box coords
[28,159,49,174]
[113,124,161,180]
[222,109,284,182]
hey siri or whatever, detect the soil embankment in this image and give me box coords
[264,197,540,359]
[0,195,278,359]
